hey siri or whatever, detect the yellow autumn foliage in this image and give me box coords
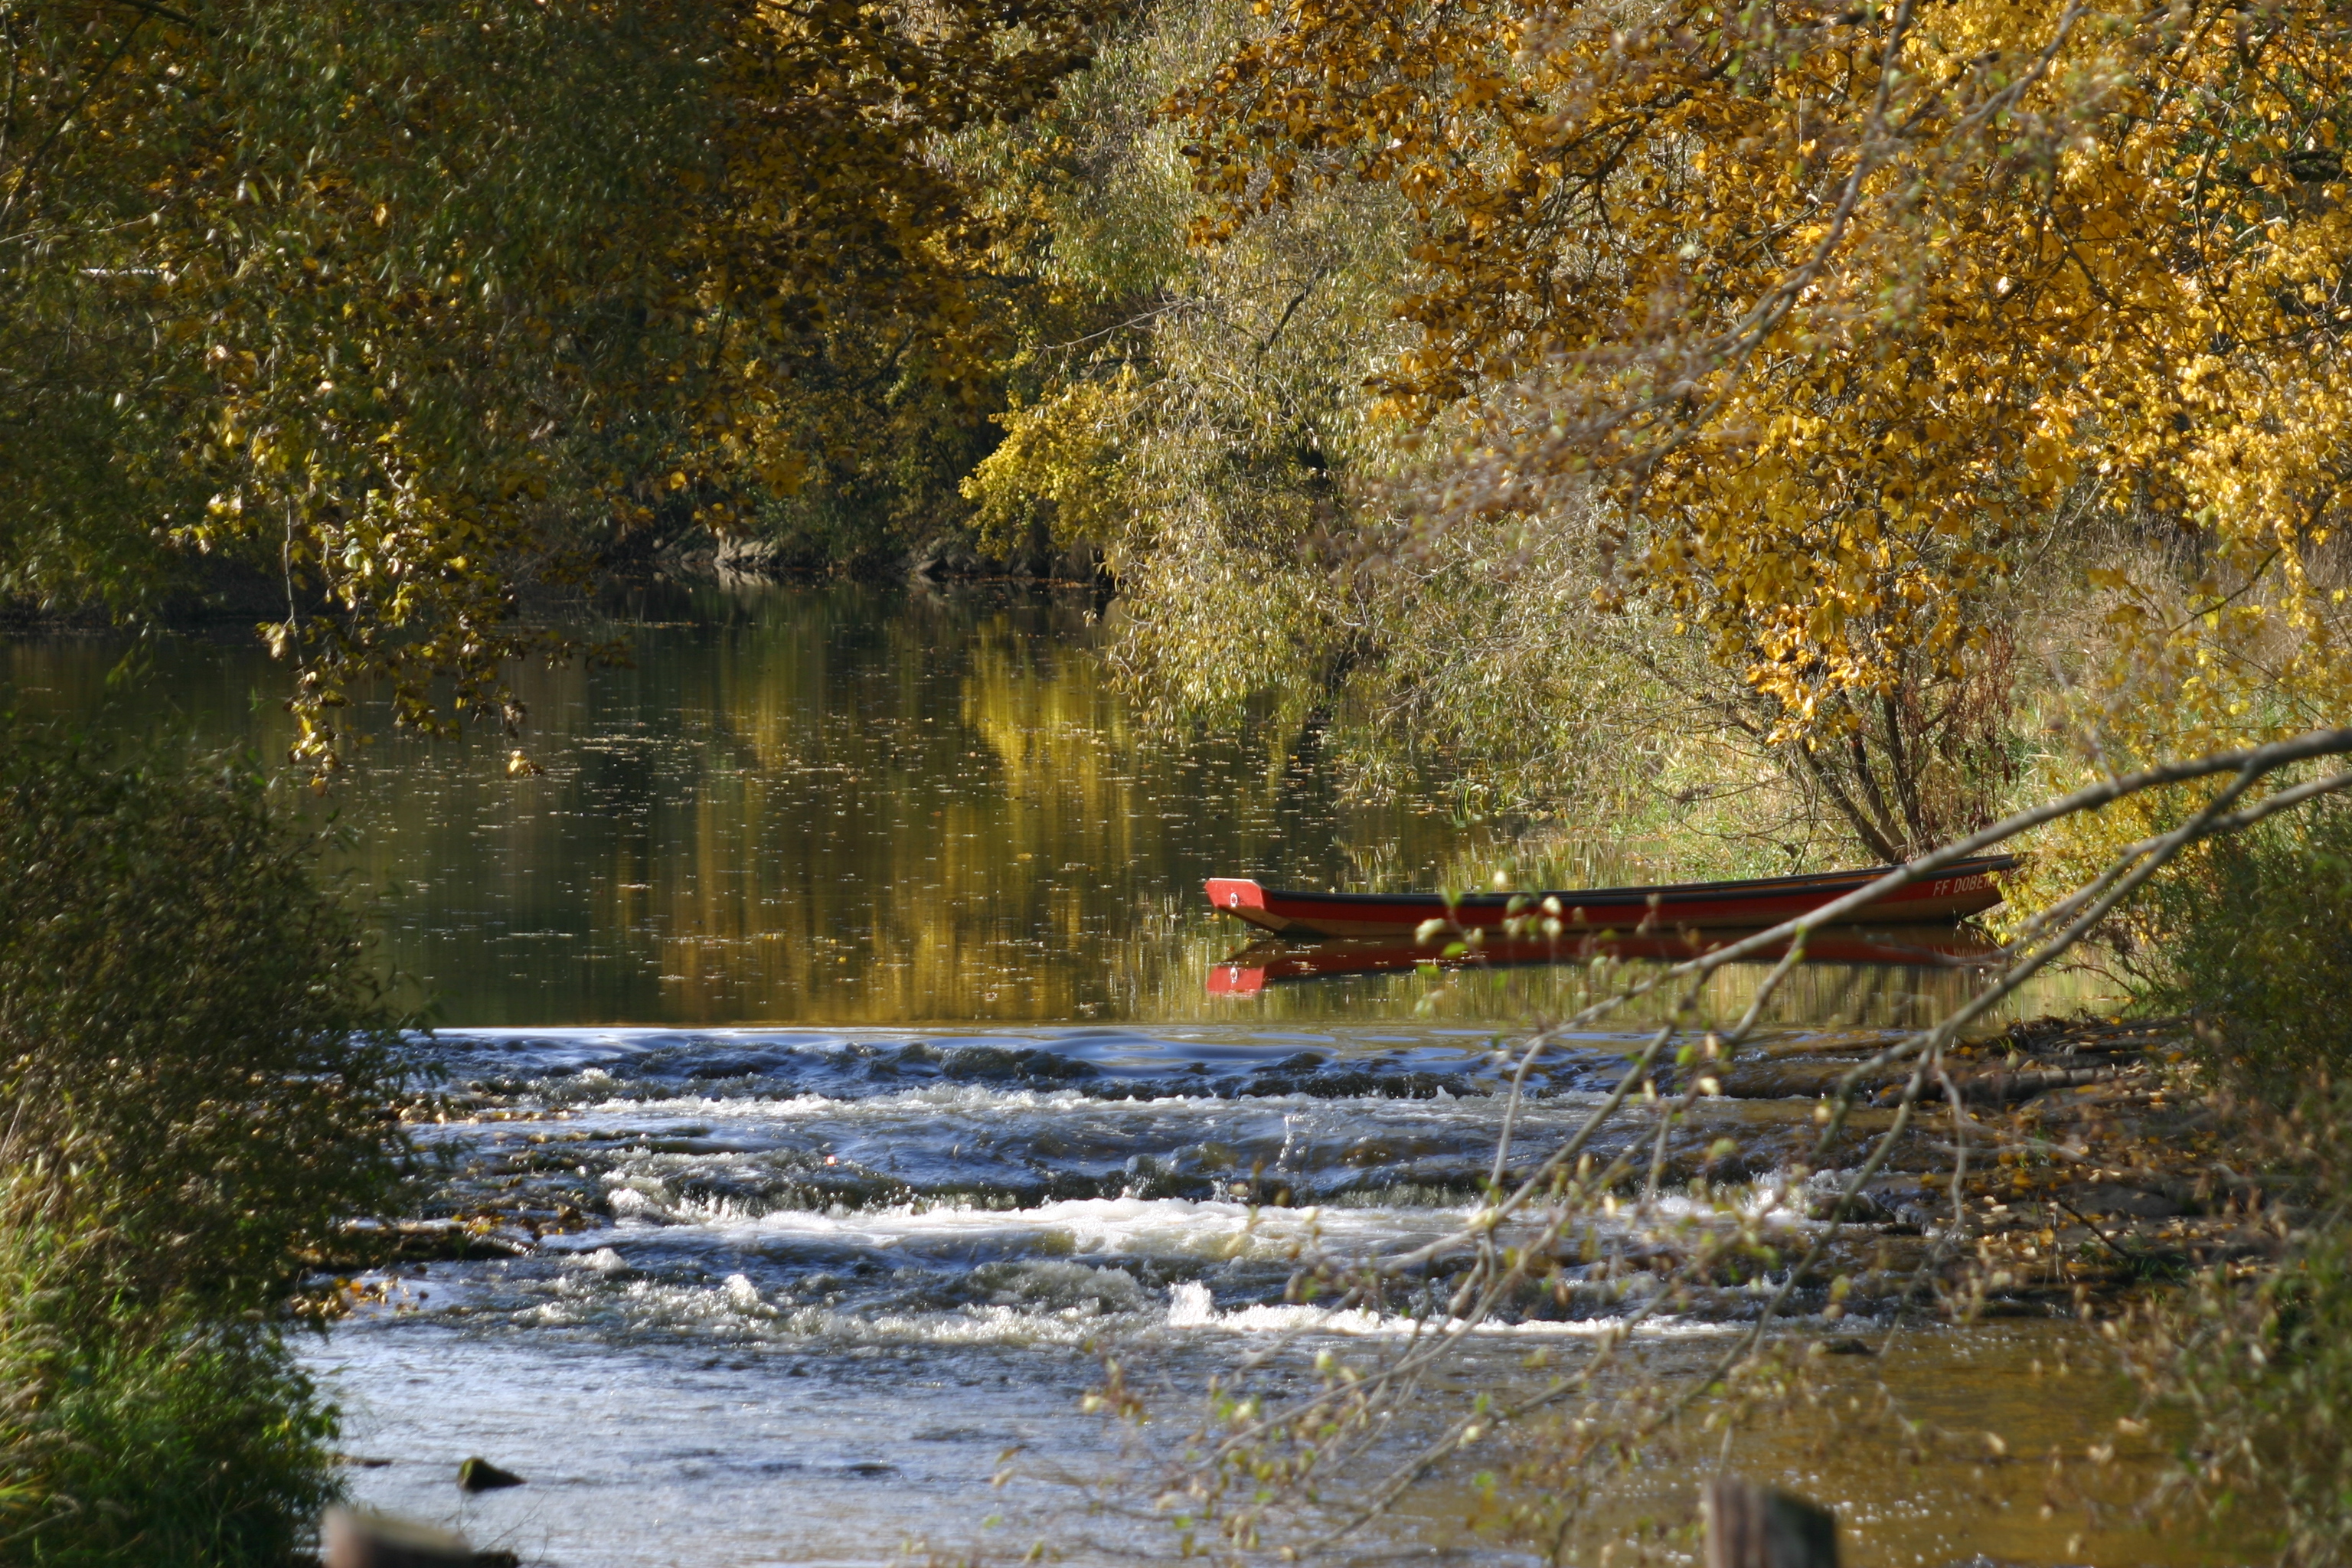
[1157,0,2352,861]
[965,374,1144,559]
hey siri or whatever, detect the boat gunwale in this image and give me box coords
[1222,854,2017,912]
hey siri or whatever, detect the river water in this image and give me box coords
[3,583,2211,1567]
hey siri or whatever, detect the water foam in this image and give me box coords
[1161,1281,1730,1339]
[570,1192,1478,1265]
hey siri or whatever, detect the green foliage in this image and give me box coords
[943,0,1893,862]
[2115,799,2352,1563]
[953,0,1419,732]
[0,724,418,1561]
[2128,800,2352,1106]
[0,727,416,1309]
[0,1304,342,1568]
[1321,509,1847,869]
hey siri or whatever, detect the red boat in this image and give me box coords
[1203,856,2013,939]
[1204,926,1999,998]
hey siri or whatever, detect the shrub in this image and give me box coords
[0,725,416,1563]
[2128,797,2352,1106]
[0,1297,344,1567]
[2140,1206,2352,1568]
[2124,795,2352,1563]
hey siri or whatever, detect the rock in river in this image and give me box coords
[456,1455,526,1492]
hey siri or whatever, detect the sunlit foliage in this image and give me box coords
[1004,0,2352,857]
[952,0,1417,743]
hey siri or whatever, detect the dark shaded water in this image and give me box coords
[18,581,1467,1024]
[6,584,2181,1567]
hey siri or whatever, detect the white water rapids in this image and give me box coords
[314,1024,1776,1566]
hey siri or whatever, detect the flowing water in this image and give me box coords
[4,583,2207,1567]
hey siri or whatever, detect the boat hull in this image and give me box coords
[1204,857,2012,939]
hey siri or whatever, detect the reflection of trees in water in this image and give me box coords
[1188,939,2092,1031]
[387,583,1470,1024]
[0,594,2096,1027]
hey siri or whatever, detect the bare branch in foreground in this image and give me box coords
[1142,730,2352,1560]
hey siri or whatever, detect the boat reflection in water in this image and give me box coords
[1207,923,2000,998]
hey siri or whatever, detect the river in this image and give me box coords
[2,582,2213,1566]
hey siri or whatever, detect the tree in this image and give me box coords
[0,0,1103,769]
[1168,0,2352,857]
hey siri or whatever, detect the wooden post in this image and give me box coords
[1702,1476,1839,1568]
[322,1508,519,1568]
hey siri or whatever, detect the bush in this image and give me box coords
[2128,797,2352,1106]
[2124,795,2352,1563]
[2140,1207,2352,1568]
[0,1307,343,1567]
[0,726,416,1563]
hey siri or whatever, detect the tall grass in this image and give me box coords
[0,725,416,1563]
[0,1266,343,1566]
